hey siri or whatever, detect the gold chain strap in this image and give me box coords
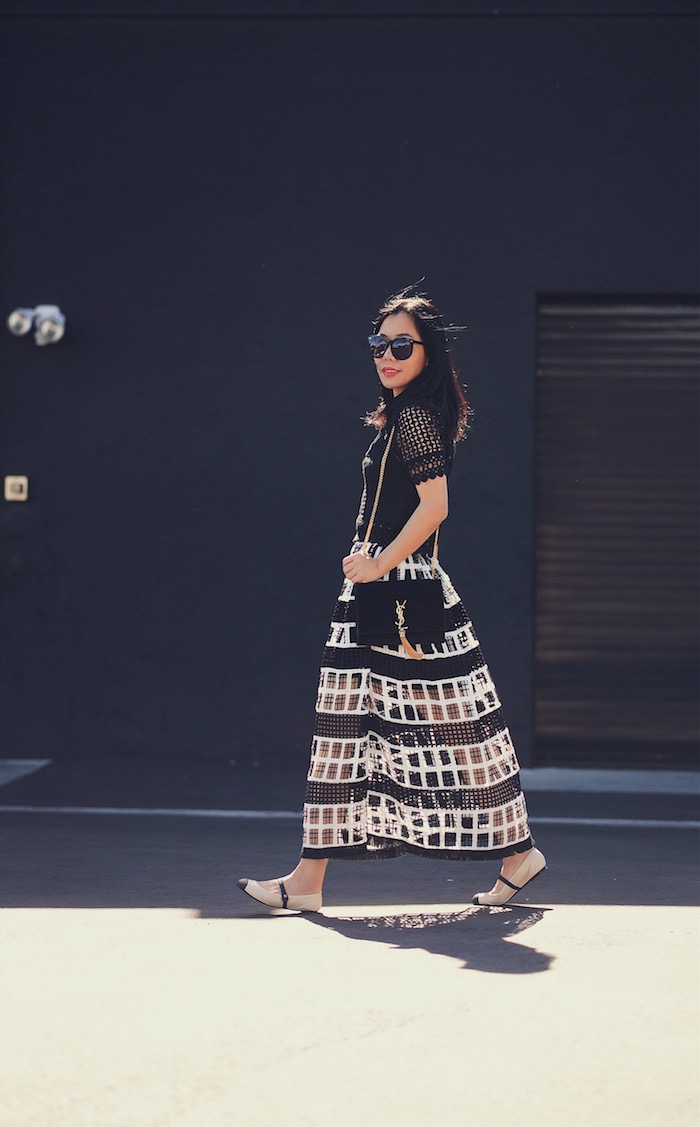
[361,426,440,578]
[431,524,440,579]
[361,427,395,553]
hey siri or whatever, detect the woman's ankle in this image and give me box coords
[501,847,532,875]
[285,857,328,896]
[292,858,328,885]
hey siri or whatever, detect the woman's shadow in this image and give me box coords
[302,903,553,975]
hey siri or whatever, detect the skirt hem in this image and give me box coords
[300,835,534,862]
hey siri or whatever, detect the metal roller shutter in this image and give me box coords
[534,297,700,767]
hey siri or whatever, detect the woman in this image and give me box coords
[238,287,546,912]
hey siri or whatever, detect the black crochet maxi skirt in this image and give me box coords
[301,545,534,861]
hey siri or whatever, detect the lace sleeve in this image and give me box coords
[394,404,448,483]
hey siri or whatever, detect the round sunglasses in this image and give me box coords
[368,334,425,361]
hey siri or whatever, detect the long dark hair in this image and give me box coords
[365,285,470,452]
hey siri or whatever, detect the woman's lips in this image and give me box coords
[381,367,399,377]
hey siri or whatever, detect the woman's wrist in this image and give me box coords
[373,552,389,578]
[374,529,436,576]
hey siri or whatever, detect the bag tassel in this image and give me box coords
[399,631,424,660]
[395,600,424,661]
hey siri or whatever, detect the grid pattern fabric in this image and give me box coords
[301,546,534,860]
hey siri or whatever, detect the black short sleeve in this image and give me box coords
[394,404,448,483]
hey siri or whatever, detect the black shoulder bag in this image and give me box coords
[353,426,446,660]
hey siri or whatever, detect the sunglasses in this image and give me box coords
[368,334,425,361]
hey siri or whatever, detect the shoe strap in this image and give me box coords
[497,873,521,892]
[278,880,289,910]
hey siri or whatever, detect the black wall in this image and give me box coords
[1,3,698,767]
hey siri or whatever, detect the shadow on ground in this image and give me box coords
[308,903,553,974]
[191,899,554,974]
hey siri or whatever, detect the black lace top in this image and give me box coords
[354,403,449,553]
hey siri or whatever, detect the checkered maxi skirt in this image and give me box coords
[301,544,534,861]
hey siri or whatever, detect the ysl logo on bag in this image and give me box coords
[394,599,422,660]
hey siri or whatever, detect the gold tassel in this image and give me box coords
[394,600,424,660]
[399,631,424,661]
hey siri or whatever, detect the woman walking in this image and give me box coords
[238,287,545,911]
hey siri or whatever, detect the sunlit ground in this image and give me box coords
[1,902,697,1127]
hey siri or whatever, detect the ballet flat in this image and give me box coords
[472,848,547,906]
[237,877,322,913]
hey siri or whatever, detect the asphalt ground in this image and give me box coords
[0,756,698,823]
[0,759,699,1127]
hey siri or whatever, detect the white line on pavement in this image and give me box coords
[532,816,699,830]
[0,805,697,830]
[0,805,300,818]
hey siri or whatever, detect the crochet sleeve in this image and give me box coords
[394,404,448,483]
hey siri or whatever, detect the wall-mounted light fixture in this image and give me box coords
[6,304,66,345]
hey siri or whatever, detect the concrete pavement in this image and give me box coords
[1,801,699,1127]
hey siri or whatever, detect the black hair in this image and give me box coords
[365,284,470,453]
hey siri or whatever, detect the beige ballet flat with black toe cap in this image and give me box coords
[237,878,322,913]
[472,848,547,906]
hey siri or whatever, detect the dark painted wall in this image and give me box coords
[0,8,698,767]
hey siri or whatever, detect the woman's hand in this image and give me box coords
[342,550,382,585]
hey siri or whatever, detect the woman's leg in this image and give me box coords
[486,848,535,895]
[254,858,329,897]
